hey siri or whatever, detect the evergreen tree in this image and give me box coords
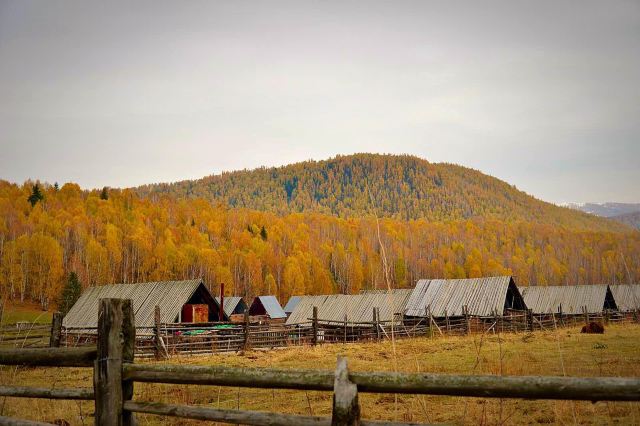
[100,186,109,200]
[260,225,268,241]
[59,272,82,315]
[53,182,59,191]
[28,183,44,207]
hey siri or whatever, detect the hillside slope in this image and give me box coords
[613,211,640,230]
[2,179,639,311]
[136,154,624,231]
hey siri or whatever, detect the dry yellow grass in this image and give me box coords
[2,323,640,425]
[0,302,52,325]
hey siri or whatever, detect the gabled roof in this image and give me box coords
[284,295,329,324]
[404,276,521,317]
[520,284,612,315]
[63,279,214,328]
[285,290,412,325]
[253,295,287,319]
[355,289,412,323]
[609,285,640,311]
[215,296,246,317]
[283,296,302,314]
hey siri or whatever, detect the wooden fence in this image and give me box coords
[1,298,640,425]
[3,305,639,358]
[0,312,61,349]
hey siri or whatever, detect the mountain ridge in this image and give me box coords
[135,153,626,232]
[563,202,640,218]
[612,211,640,230]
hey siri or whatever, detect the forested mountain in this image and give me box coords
[1,179,638,310]
[137,154,624,231]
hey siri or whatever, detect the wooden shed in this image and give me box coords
[249,296,287,320]
[283,296,303,316]
[285,290,412,325]
[608,285,640,312]
[63,279,224,330]
[404,276,526,318]
[520,284,617,315]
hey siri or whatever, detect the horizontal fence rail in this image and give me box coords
[123,363,640,401]
[0,347,96,367]
[0,385,94,400]
[123,363,335,391]
[0,415,54,426]
[123,401,430,426]
[124,401,334,426]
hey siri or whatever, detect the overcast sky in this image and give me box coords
[0,1,638,204]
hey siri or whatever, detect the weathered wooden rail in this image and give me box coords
[122,362,640,401]
[0,346,96,367]
[0,322,52,349]
[1,298,640,425]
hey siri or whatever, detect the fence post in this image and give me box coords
[527,309,534,332]
[343,314,347,343]
[49,312,63,348]
[372,308,380,341]
[444,309,450,333]
[463,305,470,335]
[94,298,135,426]
[243,310,250,351]
[559,304,564,327]
[312,306,318,346]
[154,305,168,360]
[424,304,429,337]
[331,356,360,426]
[583,306,589,324]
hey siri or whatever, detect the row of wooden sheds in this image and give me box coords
[63,277,640,330]
[63,280,286,330]
[285,277,640,324]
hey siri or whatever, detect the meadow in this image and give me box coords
[1,321,639,425]
[0,302,52,325]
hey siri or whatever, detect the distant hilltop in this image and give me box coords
[563,202,640,229]
[562,202,640,217]
[136,153,626,232]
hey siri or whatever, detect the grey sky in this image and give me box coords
[0,1,638,204]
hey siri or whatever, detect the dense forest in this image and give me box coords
[1,177,638,310]
[137,154,624,231]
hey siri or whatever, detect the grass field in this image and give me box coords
[1,323,640,425]
[0,302,52,325]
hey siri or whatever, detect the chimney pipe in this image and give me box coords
[219,282,225,322]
